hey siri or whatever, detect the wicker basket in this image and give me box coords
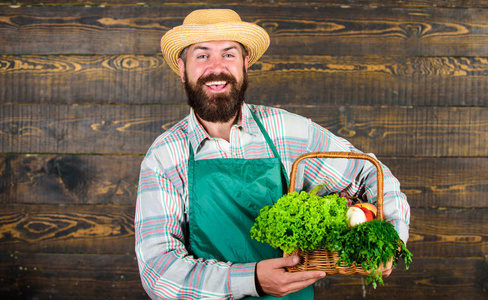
[283,151,384,276]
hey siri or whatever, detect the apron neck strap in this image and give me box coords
[249,109,289,188]
[249,109,280,160]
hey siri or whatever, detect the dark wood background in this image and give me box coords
[1,0,487,299]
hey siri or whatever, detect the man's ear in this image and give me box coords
[244,56,250,73]
[177,58,186,82]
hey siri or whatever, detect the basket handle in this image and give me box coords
[288,152,384,220]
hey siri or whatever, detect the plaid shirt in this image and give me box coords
[135,103,410,299]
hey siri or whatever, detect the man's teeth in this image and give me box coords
[205,81,227,86]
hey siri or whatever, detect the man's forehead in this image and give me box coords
[188,40,243,52]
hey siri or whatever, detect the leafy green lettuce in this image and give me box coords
[250,191,349,254]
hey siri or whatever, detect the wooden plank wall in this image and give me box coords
[1,0,487,299]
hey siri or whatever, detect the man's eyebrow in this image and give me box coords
[223,46,239,52]
[191,45,239,52]
[192,46,210,51]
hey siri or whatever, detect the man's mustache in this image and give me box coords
[196,73,237,86]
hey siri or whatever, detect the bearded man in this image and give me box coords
[135,9,410,300]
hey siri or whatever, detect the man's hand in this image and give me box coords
[380,258,394,277]
[255,256,325,297]
[380,247,402,277]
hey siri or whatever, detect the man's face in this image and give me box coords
[177,41,249,123]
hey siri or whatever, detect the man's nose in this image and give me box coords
[209,56,225,73]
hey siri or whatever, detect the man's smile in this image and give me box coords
[205,80,229,91]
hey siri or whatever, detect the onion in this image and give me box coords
[346,206,367,227]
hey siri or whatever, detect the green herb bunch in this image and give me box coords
[338,219,413,288]
[250,191,349,254]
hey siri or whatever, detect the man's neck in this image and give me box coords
[197,114,238,142]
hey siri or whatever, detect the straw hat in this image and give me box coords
[161,9,270,75]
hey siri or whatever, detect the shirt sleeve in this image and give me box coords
[304,121,410,244]
[134,156,259,299]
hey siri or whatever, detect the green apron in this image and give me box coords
[188,111,313,299]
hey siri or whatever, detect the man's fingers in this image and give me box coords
[287,270,325,282]
[264,255,301,269]
[379,259,394,277]
[256,257,326,297]
[286,277,323,294]
[276,256,326,282]
[283,270,326,295]
[281,255,300,267]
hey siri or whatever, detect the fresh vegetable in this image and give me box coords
[338,219,413,288]
[346,206,367,227]
[250,191,349,254]
[251,190,413,288]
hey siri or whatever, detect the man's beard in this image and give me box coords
[184,70,248,123]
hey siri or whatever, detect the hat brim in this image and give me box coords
[161,22,270,75]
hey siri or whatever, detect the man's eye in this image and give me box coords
[224,53,235,58]
[197,54,208,59]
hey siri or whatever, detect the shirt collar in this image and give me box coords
[240,103,261,136]
[188,108,209,152]
[188,103,261,151]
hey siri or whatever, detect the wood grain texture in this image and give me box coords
[252,55,488,107]
[0,54,181,104]
[0,252,147,300]
[408,208,488,257]
[0,204,135,254]
[0,104,187,155]
[381,157,488,208]
[2,54,488,106]
[1,104,486,157]
[1,154,487,208]
[3,0,488,9]
[0,253,487,299]
[0,204,486,257]
[0,154,142,205]
[1,6,488,56]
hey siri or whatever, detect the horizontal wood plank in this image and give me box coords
[3,0,488,9]
[0,204,135,255]
[1,154,487,209]
[381,157,488,208]
[0,253,487,299]
[408,208,488,257]
[0,204,486,257]
[251,55,488,107]
[0,154,142,205]
[1,104,486,157]
[0,252,147,300]
[0,104,186,155]
[1,6,488,56]
[2,55,488,106]
[0,54,182,105]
